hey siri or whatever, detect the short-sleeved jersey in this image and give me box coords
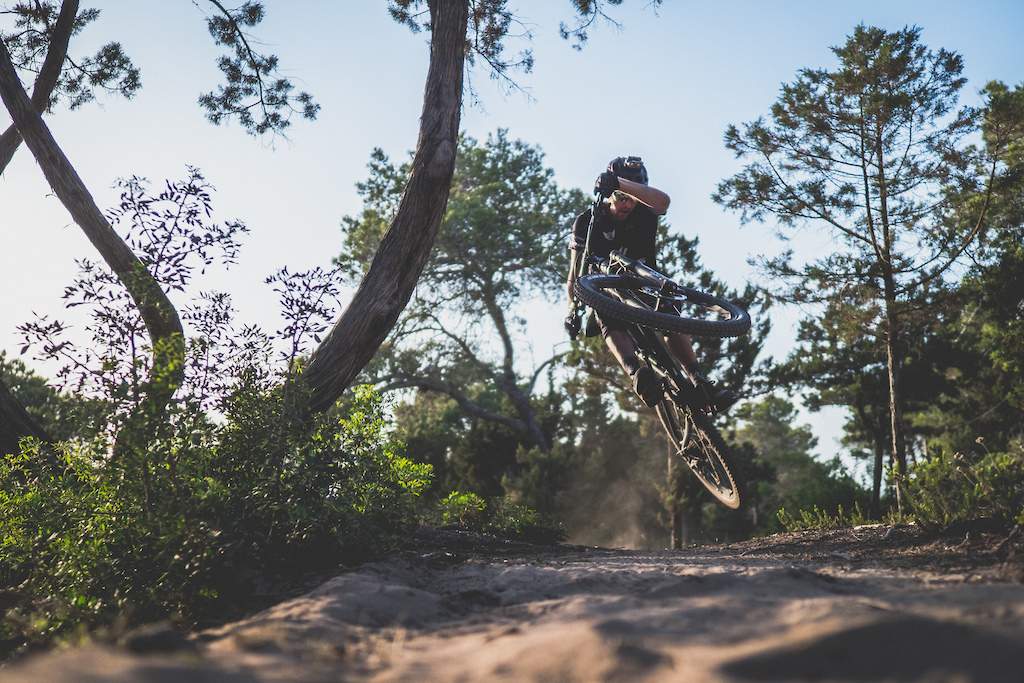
[570,201,659,272]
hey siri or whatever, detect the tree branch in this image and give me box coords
[0,0,77,173]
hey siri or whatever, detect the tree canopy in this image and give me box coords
[337,129,585,453]
[713,25,1017,485]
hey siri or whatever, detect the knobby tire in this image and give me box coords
[656,398,743,509]
[574,274,750,338]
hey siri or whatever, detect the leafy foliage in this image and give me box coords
[435,491,565,544]
[0,350,94,442]
[715,25,1021,486]
[730,397,861,531]
[776,503,872,532]
[438,491,488,524]
[18,169,248,442]
[2,1,140,111]
[894,447,1024,533]
[387,0,535,95]
[0,384,430,653]
[198,1,319,136]
[0,172,426,658]
[339,130,585,455]
[1,2,315,137]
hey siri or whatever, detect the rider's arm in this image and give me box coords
[618,177,670,216]
[567,248,584,308]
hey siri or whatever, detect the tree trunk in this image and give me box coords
[302,0,468,414]
[671,509,685,550]
[0,375,53,455]
[490,297,550,453]
[0,0,77,174]
[884,323,906,475]
[873,121,907,510]
[871,433,884,517]
[855,400,887,517]
[0,34,184,455]
[503,381,550,453]
[883,284,909,516]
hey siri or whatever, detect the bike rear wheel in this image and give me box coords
[656,398,744,509]
[574,274,750,338]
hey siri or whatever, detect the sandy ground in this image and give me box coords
[5,525,1024,682]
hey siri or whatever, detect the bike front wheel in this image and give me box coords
[574,274,750,338]
[656,398,744,509]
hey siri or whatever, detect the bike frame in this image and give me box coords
[627,324,697,415]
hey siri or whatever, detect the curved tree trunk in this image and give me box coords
[0,34,184,455]
[302,0,468,413]
[0,0,77,174]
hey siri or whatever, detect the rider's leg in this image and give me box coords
[605,329,662,407]
[666,332,706,388]
[666,332,738,414]
[606,329,642,375]
[666,332,698,374]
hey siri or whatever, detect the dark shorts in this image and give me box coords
[590,310,628,337]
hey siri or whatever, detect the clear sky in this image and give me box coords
[2,1,1022,466]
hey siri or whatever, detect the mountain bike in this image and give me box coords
[569,199,751,509]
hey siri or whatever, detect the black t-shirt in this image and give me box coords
[570,201,659,272]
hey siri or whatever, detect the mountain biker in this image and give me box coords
[565,156,737,414]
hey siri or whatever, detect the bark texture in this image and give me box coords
[302,0,469,413]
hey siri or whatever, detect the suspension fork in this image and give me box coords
[576,198,603,283]
[569,198,604,322]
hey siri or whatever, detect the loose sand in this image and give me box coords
[5,525,1024,682]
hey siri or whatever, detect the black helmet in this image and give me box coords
[608,156,648,185]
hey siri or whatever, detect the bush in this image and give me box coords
[435,491,565,544]
[1,172,436,658]
[776,445,1024,534]
[438,491,488,525]
[777,503,873,532]
[0,384,430,658]
[894,447,1024,533]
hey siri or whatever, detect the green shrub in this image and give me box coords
[894,448,1024,532]
[777,502,872,532]
[777,446,1024,534]
[434,492,565,544]
[0,384,430,657]
[485,497,566,543]
[438,491,487,525]
[1,173,436,658]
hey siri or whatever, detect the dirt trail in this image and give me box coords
[6,525,1024,682]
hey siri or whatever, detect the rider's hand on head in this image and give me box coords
[594,171,619,198]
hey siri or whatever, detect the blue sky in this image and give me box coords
[2,1,1022,465]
